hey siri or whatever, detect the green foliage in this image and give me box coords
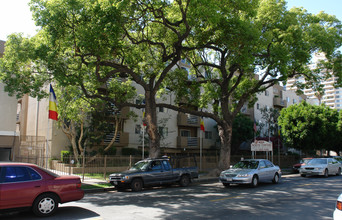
[278,102,341,153]
[122,148,141,156]
[231,114,254,154]
[97,146,116,156]
[61,150,71,163]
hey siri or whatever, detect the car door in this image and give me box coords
[160,160,175,183]
[145,161,164,185]
[264,160,276,180]
[0,166,44,210]
[257,161,268,182]
[330,158,340,174]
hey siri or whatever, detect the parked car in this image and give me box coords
[0,162,84,217]
[333,156,342,164]
[109,156,198,191]
[334,193,342,220]
[292,158,313,173]
[219,159,282,187]
[299,158,342,177]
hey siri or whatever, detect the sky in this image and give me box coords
[0,0,342,41]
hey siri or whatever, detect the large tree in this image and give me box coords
[1,0,341,171]
[0,0,193,158]
[278,102,340,154]
[160,0,342,171]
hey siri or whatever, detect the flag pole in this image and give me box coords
[200,129,202,172]
[46,117,50,168]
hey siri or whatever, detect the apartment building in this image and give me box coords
[254,84,307,137]
[286,53,341,109]
[0,40,20,161]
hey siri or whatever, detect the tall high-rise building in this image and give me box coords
[286,53,342,110]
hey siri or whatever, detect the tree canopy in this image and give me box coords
[0,0,341,171]
[278,102,342,154]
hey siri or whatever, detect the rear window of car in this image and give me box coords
[0,166,42,183]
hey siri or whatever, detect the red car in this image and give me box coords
[0,162,84,216]
[292,158,313,173]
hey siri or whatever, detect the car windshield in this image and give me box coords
[308,158,327,165]
[300,159,312,164]
[129,161,150,170]
[233,161,259,169]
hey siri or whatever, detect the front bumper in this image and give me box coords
[300,169,324,176]
[219,176,252,185]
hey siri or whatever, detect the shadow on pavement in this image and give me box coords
[0,206,100,220]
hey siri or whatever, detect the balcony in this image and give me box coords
[177,136,199,148]
[103,131,129,146]
[177,113,200,127]
[273,97,286,108]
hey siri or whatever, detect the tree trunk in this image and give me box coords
[145,90,160,158]
[61,121,80,164]
[218,122,233,171]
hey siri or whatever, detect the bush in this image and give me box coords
[61,151,71,163]
[122,148,140,156]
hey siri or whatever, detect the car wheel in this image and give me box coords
[324,169,329,178]
[223,183,230,187]
[32,193,59,217]
[300,174,306,177]
[179,175,190,187]
[337,168,341,176]
[272,173,279,184]
[251,175,258,187]
[131,178,143,192]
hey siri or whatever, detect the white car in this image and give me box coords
[334,193,342,220]
[299,158,342,177]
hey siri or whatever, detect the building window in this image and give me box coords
[205,131,212,139]
[257,103,260,109]
[287,97,290,103]
[180,130,191,137]
[159,127,168,137]
[293,99,297,104]
[159,107,164,112]
[265,90,269,96]
[135,124,141,134]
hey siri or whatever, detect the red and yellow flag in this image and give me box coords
[48,84,58,121]
[200,118,205,132]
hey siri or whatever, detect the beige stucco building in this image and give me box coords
[0,40,20,161]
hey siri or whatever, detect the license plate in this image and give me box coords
[114,181,118,185]
[226,178,232,182]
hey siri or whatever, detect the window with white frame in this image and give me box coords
[135,124,141,134]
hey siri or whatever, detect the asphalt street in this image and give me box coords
[1,174,341,220]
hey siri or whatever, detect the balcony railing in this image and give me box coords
[177,113,200,127]
[103,132,129,146]
[273,97,286,108]
[177,136,199,148]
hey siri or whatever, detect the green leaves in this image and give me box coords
[278,102,341,153]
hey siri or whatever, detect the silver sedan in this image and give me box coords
[219,159,282,187]
[299,158,342,177]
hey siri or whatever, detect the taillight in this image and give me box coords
[337,201,342,211]
[76,183,82,189]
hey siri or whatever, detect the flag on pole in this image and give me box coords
[253,120,257,132]
[200,118,205,132]
[142,111,146,126]
[48,84,58,121]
